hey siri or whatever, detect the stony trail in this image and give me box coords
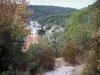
[43,58,75,75]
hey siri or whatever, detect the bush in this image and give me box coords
[64,8,93,49]
[61,42,82,65]
[39,52,55,70]
[0,72,7,75]
[79,35,100,75]
[81,40,100,75]
[28,62,40,75]
[27,43,55,72]
[0,65,14,75]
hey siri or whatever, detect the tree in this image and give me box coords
[80,1,100,75]
[0,0,31,73]
[0,0,17,72]
[65,8,94,49]
[0,0,17,32]
[11,0,32,39]
[91,0,100,28]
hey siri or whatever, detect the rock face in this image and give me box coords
[43,58,75,75]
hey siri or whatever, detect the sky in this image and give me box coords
[27,0,96,9]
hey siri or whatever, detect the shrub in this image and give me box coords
[61,42,82,65]
[0,72,7,75]
[81,40,100,75]
[27,43,55,72]
[81,53,98,75]
[39,53,55,70]
[0,65,14,75]
[28,62,40,75]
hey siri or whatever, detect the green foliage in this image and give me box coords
[65,8,94,48]
[82,51,98,75]
[91,0,100,28]
[77,1,100,75]
[0,72,7,75]
[28,5,76,19]
[81,37,100,75]
[0,65,14,75]
[37,14,70,27]
[0,30,14,73]
[28,43,56,59]
[0,0,31,74]
[67,8,90,25]
[28,62,40,75]
[11,42,30,71]
[40,25,67,57]
[28,43,55,72]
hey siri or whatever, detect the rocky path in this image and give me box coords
[43,58,75,75]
